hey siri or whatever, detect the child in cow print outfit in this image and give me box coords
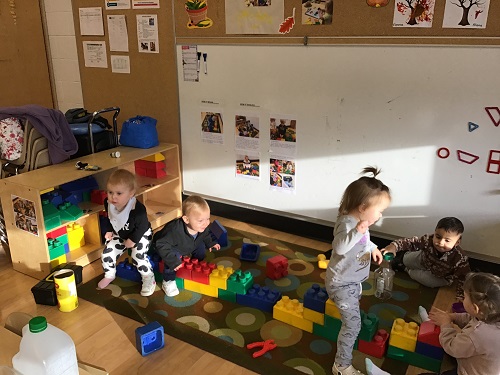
[97,169,155,296]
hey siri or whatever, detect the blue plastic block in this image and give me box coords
[41,190,64,207]
[415,341,445,360]
[60,176,99,203]
[209,219,228,247]
[135,321,165,356]
[236,284,282,313]
[303,284,328,313]
[240,243,261,262]
[116,258,142,282]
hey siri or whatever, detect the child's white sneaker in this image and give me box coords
[140,275,156,297]
[332,363,365,375]
[162,280,179,297]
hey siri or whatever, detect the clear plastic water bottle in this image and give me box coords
[374,253,395,300]
[12,316,78,375]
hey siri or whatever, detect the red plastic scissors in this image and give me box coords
[246,339,277,358]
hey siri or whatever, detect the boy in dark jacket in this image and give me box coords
[153,195,220,296]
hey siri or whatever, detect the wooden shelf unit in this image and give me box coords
[0,143,182,279]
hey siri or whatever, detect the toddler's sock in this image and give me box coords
[365,358,390,375]
[97,276,115,289]
[418,305,430,322]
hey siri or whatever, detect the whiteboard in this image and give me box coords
[177,44,500,262]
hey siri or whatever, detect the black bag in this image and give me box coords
[66,107,120,158]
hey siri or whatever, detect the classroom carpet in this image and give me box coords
[77,227,439,375]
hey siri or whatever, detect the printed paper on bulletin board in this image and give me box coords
[225,0,284,34]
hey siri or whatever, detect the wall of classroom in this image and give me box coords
[26,1,500,261]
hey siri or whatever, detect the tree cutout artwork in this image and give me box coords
[396,0,434,25]
[450,0,485,26]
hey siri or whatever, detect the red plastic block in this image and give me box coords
[358,329,389,358]
[91,189,107,205]
[418,320,441,348]
[266,255,288,280]
[191,261,216,285]
[46,226,67,239]
[176,256,194,280]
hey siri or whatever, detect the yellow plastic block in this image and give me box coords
[317,254,329,269]
[209,265,234,290]
[184,279,218,298]
[273,296,313,332]
[67,223,85,250]
[389,318,419,352]
[325,299,341,319]
[141,153,165,162]
[40,187,55,195]
[50,254,67,269]
[303,307,324,325]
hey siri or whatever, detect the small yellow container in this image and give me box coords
[54,270,78,312]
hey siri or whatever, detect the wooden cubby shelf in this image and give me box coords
[0,143,182,279]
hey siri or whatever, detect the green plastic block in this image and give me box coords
[58,202,83,221]
[48,238,66,259]
[387,345,442,373]
[226,269,253,294]
[218,288,236,303]
[359,310,379,342]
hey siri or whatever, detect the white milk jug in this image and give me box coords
[12,316,78,375]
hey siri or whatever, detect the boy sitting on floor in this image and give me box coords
[382,217,470,301]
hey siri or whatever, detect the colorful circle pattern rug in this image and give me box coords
[78,228,439,375]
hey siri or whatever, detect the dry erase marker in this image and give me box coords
[203,53,207,74]
[197,52,201,72]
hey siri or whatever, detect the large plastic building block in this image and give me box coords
[191,261,216,285]
[209,219,227,247]
[184,279,218,297]
[240,243,260,262]
[415,341,445,360]
[387,345,442,373]
[313,314,342,341]
[67,223,85,250]
[48,238,66,260]
[317,254,328,269]
[418,320,441,348]
[358,329,389,358]
[116,258,142,283]
[359,310,379,342]
[325,299,341,319]
[58,202,83,221]
[41,190,64,208]
[46,226,67,239]
[303,307,324,325]
[303,284,328,313]
[60,176,99,203]
[134,160,167,178]
[389,319,419,352]
[209,265,234,290]
[135,321,165,356]
[235,284,282,313]
[42,200,61,231]
[50,254,67,269]
[91,189,107,205]
[175,256,203,280]
[266,254,288,280]
[273,296,313,332]
[218,288,236,303]
[141,153,165,162]
[227,269,253,294]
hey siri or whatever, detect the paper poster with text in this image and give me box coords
[201,109,224,145]
[235,114,260,151]
[269,115,297,158]
[236,151,260,179]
